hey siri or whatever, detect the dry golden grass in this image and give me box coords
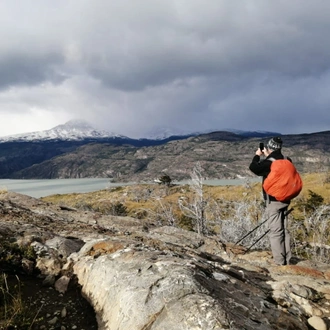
[0,186,8,194]
[42,172,330,216]
[297,172,330,202]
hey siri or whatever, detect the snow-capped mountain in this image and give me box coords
[0,120,126,142]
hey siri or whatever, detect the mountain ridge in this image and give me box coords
[0,120,281,142]
[0,120,328,181]
[1,129,329,181]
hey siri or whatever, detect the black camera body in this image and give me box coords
[259,142,264,151]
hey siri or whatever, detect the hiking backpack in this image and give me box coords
[263,157,303,202]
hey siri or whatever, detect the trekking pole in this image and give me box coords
[240,207,294,253]
[244,229,270,254]
[235,217,270,245]
[235,207,294,246]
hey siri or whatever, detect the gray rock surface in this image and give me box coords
[1,191,330,330]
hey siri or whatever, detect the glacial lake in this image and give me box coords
[0,178,260,198]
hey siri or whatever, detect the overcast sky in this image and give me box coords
[1,1,330,138]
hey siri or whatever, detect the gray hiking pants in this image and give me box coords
[265,201,291,265]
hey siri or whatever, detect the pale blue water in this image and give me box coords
[0,178,115,198]
[0,178,260,198]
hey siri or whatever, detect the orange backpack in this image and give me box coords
[263,157,303,202]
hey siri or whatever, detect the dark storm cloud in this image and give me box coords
[0,53,66,89]
[1,0,330,137]
[83,1,330,92]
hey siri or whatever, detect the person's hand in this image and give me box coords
[263,148,271,157]
[256,148,263,156]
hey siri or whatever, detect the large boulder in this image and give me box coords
[73,227,323,330]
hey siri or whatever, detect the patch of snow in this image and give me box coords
[0,119,126,142]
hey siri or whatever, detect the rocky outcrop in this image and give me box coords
[1,191,330,329]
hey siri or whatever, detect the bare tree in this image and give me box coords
[178,162,208,235]
[138,196,177,226]
[218,197,269,250]
[291,204,330,263]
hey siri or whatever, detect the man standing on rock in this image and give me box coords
[249,137,292,266]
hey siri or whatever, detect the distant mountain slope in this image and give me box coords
[5,130,330,181]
